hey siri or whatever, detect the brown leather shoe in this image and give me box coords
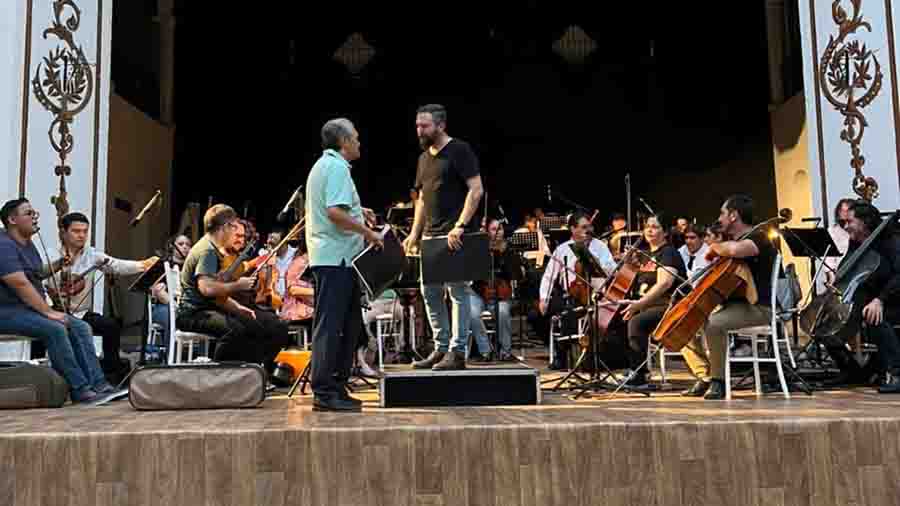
[432,351,466,370]
[412,350,445,369]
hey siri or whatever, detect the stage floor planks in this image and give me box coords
[2,366,900,506]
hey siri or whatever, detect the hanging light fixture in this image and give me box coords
[552,25,597,64]
[333,32,376,75]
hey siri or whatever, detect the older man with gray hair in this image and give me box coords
[305,117,382,411]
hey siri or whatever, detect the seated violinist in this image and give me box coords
[618,215,687,387]
[538,211,616,369]
[470,217,522,362]
[46,212,158,381]
[175,205,289,378]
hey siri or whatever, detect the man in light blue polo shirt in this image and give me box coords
[305,118,382,412]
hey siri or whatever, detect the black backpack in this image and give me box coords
[0,362,69,408]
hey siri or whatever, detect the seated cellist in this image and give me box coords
[679,194,778,400]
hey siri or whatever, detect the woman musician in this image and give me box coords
[617,214,687,387]
[469,218,522,361]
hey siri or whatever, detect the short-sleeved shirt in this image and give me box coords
[634,243,687,303]
[305,149,365,267]
[178,236,222,315]
[415,139,480,235]
[741,228,778,305]
[0,231,45,313]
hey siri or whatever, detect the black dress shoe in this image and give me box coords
[682,379,711,397]
[703,379,726,400]
[313,396,362,412]
[432,351,466,370]
[412,350,445,369]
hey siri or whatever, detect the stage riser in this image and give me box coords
[3,419,900,506]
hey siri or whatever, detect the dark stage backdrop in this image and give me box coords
[172,3,776,235]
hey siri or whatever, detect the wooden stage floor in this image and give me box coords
[2,361,900,506]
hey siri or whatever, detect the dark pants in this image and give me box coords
[310,266,363,399]
[626,305,668,375]
[176,308,289,374]
[82,312,122,371]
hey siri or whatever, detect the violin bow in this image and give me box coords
[247,217,306,276]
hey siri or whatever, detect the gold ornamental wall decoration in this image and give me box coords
[31,0,94,220]
[819,0,883,202]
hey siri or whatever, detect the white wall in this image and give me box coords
[798,0,900,222]
[0,2,27,203]
[1,0,113,313]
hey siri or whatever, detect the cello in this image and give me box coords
[593,248,640,335]
[650,220,771,352]
[799,209,900,345]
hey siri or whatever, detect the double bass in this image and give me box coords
[800,209,900,345]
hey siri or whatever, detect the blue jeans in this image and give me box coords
[420,279,470,354]
[469,289,512,355]
[151,303,171,349]
[0,309,107,394]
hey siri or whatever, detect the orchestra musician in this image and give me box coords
[539,211,616,369]
[679,194,778,400]
[305,118,382,411]
[618,215,687,387]
[823,200,900,392]
[46,212,158,381]
[0,199,120,403]
[403,104,484,371]
[677,223,709,282]
[470,217,522,362]
[150,233,192,351]
[175,204,289,381]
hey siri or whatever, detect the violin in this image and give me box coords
[477,236,514,303]
[215,239,257,307]
[254,259,283,311]
[58,258,111,296]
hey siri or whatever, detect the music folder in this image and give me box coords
[129,257,165,293]
[420,232,490,284]
[351,226,406,300]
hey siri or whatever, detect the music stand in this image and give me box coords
[386,206,413,227]
[351,227,406,300]
[780,227,841,293]
[508,231,539,252]
[128,258,166,365]
[780,226,842,373]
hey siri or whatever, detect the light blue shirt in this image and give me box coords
[305,149,364,267]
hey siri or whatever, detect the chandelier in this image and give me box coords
[552,25,597,64]
[333,33,376,75]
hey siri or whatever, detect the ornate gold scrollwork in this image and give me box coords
[819,0,883,201]
[31,0,94,220]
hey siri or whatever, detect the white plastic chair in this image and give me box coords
[164,261,217,364]
[724,253,794,399]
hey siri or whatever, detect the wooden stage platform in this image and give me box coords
[2,365,900,506]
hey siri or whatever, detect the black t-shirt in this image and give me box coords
[742,228,778,305]
[415,139,480,235]
[844,233,900,313]
[634,243,686,303]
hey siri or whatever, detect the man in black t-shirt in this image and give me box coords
[680,194,777,399]
[403,104,484,370]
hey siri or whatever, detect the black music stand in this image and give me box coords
[508,232,540,354]
[128,258,166,365]
[352,227,406,300]
[780,226,842,375]
[780,227,841,294]
[386,206,414,230]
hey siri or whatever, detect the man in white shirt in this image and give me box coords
[538,211,616,315]
[677,224,710,283]
[46,212,157,378]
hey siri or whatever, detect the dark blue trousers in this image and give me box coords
[310,265,363,398]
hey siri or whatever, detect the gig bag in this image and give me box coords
[128,362,266,410]
[0,362,68,408]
